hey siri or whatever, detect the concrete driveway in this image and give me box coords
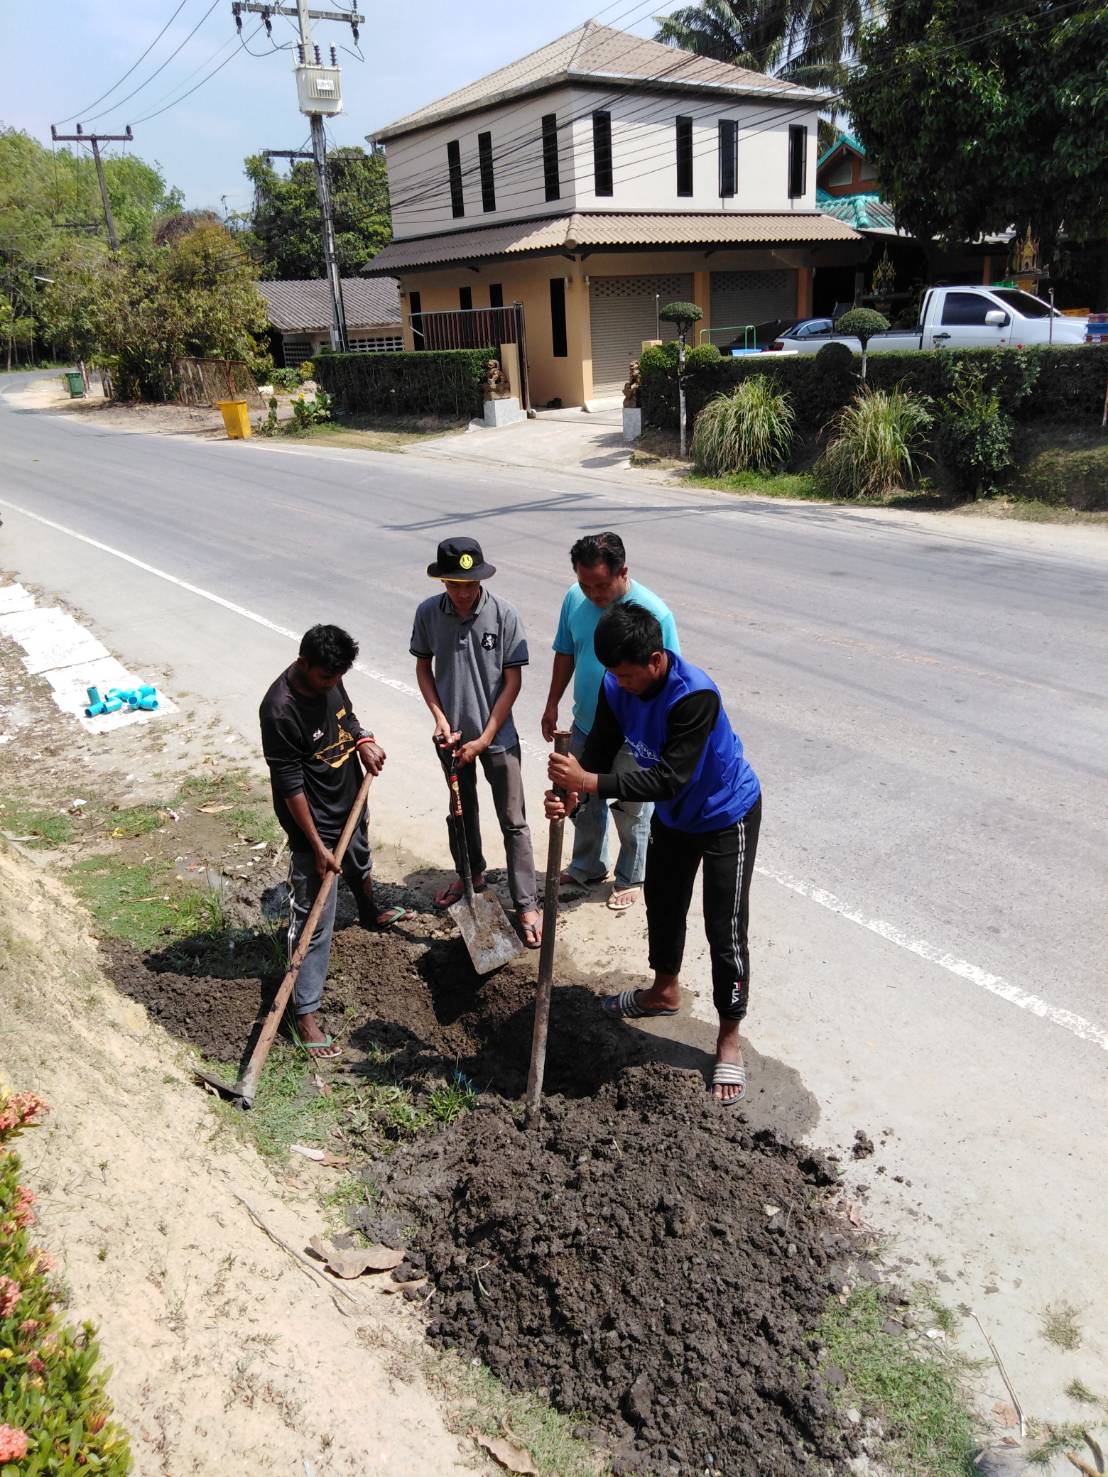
[407,401,636,482]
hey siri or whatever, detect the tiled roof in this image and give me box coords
[816,131,867,169]
[816,190,899,234]
[372,21,824,140]
[364,211,861,272]
[256,277,401,332]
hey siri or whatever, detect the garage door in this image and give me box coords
[709,269,796,339]
[589,273,693,396]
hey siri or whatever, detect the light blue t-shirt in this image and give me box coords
[553,579,680,733]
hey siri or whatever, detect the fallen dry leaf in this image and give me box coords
[380,1276,427,1295]
[290,1144,326,1162]
[471,1432,538,1474]
[320,1153,349,1169]
[197,802,233,813]
[991,1401,1019,1428]
[308,1235,405,1279]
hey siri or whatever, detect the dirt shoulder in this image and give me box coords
[0,841,475,1477]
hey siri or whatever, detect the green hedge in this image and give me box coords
[641,345,1106,437]
[1010,429,1108,509]
[314,347,495,420]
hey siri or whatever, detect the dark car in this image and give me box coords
[767,317,835,350]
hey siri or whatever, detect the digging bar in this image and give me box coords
[435,736,523,975]
[193,768,374,1110]
[525,729,571,1128]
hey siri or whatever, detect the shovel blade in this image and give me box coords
[449,891,524,974]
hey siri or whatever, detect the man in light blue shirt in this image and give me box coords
[542,531,679,910]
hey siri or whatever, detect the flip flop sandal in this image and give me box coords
[362,905,409,931]
[434,878,486,909]
[711,1060,747,1105]
[518,917,542,949]
[606,886,642,912]
[601,989,679,1020]
[302,1035,343,1061]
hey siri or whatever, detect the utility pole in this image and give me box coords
[233,1,364,352]
[50,124,133,252]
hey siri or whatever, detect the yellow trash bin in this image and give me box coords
[216,398,251,439]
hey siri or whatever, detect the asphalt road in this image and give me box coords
[3,375,1108,1405]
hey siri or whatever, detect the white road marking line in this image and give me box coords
[4,497,1102,1052]
[756,863,1108,1052]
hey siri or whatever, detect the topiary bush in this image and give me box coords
[684,342,722,372]
[692,378,795,475]
[315,347,495,419]
[816,340,855,370]
[658,302,703,335]
[833,308,891,379]
[816,385,933,499]
[0,1089,132,1474]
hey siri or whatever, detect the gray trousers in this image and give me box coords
[447,743,537,912]
[287,820,371,1017]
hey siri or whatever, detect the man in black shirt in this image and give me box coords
[260,624,403,1058]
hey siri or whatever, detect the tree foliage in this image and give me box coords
[41,223,268,401]
[243,146,391,279]
[845,0,1108,254]
[654,0,865,85]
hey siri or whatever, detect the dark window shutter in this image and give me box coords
[592,111,613,197]
[542,114,560,202]
[676,116,693,197]
[447,140,464,217]
[550,278,568,357]
[788,125,808,199]
[719,120,738,198]
[478,131,496,213]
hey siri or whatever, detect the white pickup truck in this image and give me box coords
[779,286,1092,354]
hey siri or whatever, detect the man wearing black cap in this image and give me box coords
[411,537,541,947]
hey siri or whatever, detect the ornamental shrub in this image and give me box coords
[683,342,722,372]
[692,378,795,475]
[936,361,1013,495]
[833,308,891,379]
[1010,429,1108,509]
[269,367,301,392]
[658,301,703,333]
[314,347,494,419]
[816,385,933,499]
[0,1089,131,1474]
[815,340,854,370]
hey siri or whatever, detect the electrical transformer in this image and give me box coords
[295,64,343,116]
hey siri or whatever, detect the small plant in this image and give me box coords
[936,360,1013,497]
[269,367,301,392]
[815,340,854,371]
[816,384,932,499]
[426,1071,478,1125]
[1065,1377,1098,1404]
[833,307,890,379]
[297,359,316,383]
[683,342,722,372]
[1040,1301,1082,1351]
[691,377,795,476]
[289,388,332,434]
[0,1089,132,1473]
[257,395,279,436]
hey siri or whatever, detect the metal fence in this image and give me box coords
[409,303,531,410]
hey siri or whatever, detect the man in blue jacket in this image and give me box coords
[547,602,761,1104]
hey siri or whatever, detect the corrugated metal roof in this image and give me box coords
[256,277,401,332]
[364,212,861,273]
[816,190,900,234]
[373,21,823,140]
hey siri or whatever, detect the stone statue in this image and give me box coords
[484,358,511,399]
[622,359,641,408]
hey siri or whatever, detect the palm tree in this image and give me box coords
[655,0,870,87]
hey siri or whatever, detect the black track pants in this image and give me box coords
[644,796,762,1022]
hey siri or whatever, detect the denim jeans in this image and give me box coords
[566,722,651,889]
[287,819,372,1017]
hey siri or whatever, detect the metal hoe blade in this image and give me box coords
[449,890,523,974]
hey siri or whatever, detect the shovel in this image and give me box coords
[194,767,374,1110]
[435,735,523,974]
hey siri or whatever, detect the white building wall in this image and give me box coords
[383,84,820,240]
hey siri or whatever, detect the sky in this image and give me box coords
[7,0,680,212]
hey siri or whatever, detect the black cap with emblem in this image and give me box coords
[426,536,496,581]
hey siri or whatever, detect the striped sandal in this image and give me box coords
[711,1059,747,1105]
[601,989,679,1020]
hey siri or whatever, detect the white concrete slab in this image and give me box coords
[40,657,177,733]
[0,583,36,615]
[0,606,109,675]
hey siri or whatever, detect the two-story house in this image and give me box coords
[363,21,864,408]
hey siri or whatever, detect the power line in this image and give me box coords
[130,23,263,124]
[77,0,222,125]
[53,0,194,126]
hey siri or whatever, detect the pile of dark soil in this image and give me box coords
[100,905,861,1474]
[373,1067,858,1476]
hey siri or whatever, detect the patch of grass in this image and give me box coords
[0,797,75,847]
[225,804,283,844]
[299,413,465,452]
[1041,1301,1082,1351]
[1026,1420,1096,1467]
[952,496,1108,525]
[321,1172,378,1230]
[1066,1378,1098,1405]
[105,804,166,838]
[67,855,226,951]
[426,1070,478,1125]
[177,769,255,807]
[817,1284,976,1476]
[206,1041,343,1160]
[688,468,827,499]
[433,1354,607,1477]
